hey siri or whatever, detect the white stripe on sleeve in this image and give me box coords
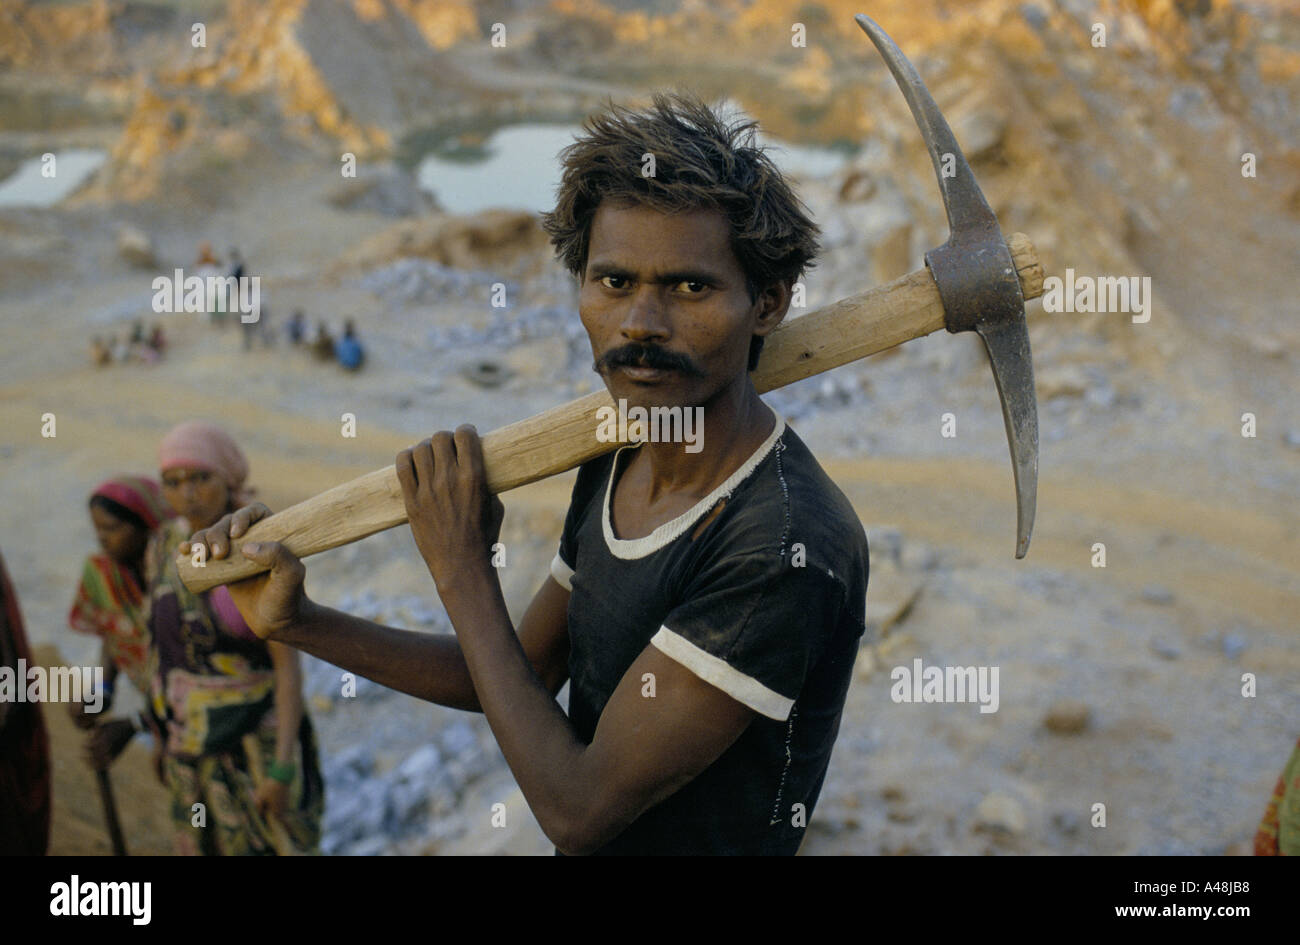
[550,552,574,591]
[650,626,794,721]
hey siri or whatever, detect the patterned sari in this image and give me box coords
[146,518,324,855]
[1254,736,1300,855]
[68,554,152,693]
[69,474,170,694]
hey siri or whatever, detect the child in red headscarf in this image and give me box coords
[67,476,173,772]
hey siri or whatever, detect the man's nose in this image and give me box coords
[620,286,671,342]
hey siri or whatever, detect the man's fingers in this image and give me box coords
[230,502,272,538]
[402,428,482,501]
[430,431,458,488]
[240,540,305,583]
[454,424,484,479]
[189,513,235,558]
[414,436,438,490]
[395,448,416,495]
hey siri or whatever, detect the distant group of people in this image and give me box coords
[287,311,366,372]
[90,242,368,374]
[194,242,275,352]
[90,320,166,367]
[4,421,326,855]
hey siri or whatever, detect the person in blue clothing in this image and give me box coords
[334,321,364,371]
[287,310,306,347]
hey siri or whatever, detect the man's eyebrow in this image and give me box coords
[587,262,635,279]
[655,269,724,286]
[586,263,726,285]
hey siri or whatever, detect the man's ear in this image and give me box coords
[752,280,792,339]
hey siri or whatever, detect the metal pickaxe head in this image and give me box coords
[856,13,1039,559]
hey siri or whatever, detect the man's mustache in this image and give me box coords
[594,343,706,378]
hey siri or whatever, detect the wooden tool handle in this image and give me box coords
[179,232,1042,592]
[95,768,128,856]
[242,734,300,856]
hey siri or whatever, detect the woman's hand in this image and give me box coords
[395,425,504,598]
[254,778,290,820]
[181,503,308,640]
[84,718,135,770]
[67,694,108,730]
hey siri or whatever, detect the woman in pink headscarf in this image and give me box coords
[146,420,323,855]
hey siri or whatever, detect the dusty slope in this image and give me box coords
[1,0,1297,855]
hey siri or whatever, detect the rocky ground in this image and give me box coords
[1,0,1298,855]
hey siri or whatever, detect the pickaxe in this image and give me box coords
[178,13,1043,594]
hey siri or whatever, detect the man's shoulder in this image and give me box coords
[570,449,617,510]
[779,426,866,539]
[726,423,868,571]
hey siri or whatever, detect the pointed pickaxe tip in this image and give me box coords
[855,14,1039,560]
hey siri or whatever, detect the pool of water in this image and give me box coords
[0,148,107,208]
[417,123,851,215]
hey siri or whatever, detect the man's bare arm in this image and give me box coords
[181,501,572,713]
[550,645,757,854]
[276,576,571,712]
[441,569,755,855]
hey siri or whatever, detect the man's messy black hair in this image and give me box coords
[542,92,821,370]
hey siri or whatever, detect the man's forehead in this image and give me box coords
[586,201,738,271]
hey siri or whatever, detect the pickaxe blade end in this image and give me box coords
[975,318,1038,559]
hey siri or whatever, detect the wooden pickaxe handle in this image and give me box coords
[179,233,1043,593]
[95,768,128,856]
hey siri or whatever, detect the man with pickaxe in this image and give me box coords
[178,16,1044,855]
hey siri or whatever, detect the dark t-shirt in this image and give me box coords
[550,414,868,855]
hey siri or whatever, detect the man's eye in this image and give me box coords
[676,281,707,294]
[599,275,628,290]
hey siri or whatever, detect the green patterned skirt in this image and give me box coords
[164,713,324,856]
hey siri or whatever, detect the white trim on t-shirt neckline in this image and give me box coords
[601,412,786,560]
